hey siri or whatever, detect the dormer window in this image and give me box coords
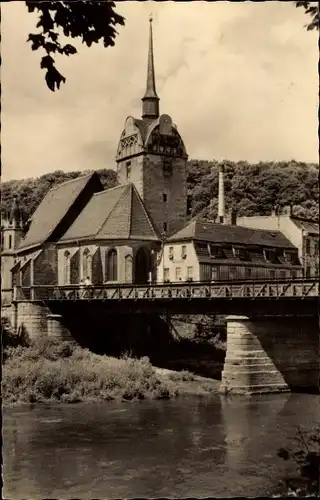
[208,244,224,259]
[232,246,248,261]
[284,250,296,264]
[264,248,277,263]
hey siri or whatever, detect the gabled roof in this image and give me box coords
[167,219,295,248]
[18,173,102,252]
[59,183,160,243]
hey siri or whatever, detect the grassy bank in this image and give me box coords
[2,338,220,405]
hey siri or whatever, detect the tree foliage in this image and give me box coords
[295,1,319,30]
[1,161,318,223]
[25,1,125,91]
[1,168,117,221]
[187,159,319,221]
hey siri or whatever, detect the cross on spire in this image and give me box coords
[142,14,159,122]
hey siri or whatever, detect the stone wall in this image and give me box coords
[16,301,51,340]
[221,315,319,394]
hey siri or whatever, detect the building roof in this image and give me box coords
[167,219,295,248]
[291,217,319,235]
[18,173,100,252]
[59,183,160,243]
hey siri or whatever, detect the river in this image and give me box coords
[3,393,319,499]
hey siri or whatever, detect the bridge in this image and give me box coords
[13,278,319,316]
[8,278,320,396]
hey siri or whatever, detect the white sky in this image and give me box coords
[1,1,319,181]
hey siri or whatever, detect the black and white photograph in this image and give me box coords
[1,1,319,498]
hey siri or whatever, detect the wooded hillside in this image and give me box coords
[1,160,319,222]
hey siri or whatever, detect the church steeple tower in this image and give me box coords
[142,15,159,122]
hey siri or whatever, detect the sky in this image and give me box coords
[1,1,319,181]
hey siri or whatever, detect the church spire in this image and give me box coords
[142,15,159,122]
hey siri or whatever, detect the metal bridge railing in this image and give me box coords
[12,278,319,302]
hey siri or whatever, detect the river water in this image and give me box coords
[3,393,319,499]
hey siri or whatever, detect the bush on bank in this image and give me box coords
[2,337,176,404]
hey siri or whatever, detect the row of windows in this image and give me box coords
[169,245,187,260]
[63,248,120,284]
[167,244,298,263]
[163,266,301,282]
[164,266,193,282]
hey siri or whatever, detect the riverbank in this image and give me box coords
[2,338,220,405]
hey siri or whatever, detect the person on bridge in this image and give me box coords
[84,276,92,298]
[79,279,85,299]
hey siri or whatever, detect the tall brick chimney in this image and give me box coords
[218,165,225,224]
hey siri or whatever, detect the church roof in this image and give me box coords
[167,219,295,248]
[59,183,160,243]
[18,173,102,252]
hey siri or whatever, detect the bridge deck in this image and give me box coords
[14,278,319,302]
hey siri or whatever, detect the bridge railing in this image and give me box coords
[13,278,319,301]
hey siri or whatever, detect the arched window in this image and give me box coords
[63,251,71,284]
[106,248,118,282]
[124,254,133,283]
[83,248,92,281]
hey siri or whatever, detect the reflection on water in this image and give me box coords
[3,393,319,499]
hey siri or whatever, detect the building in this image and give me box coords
[237,213,319,277]
[157,218,301,283]
[1,18,305,305]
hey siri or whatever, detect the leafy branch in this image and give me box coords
[25,1,125,91]
[295,1,319,30]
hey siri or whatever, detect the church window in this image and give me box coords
[63,250,71,284]
[126,161,131,179]
[187,195,192,216]
[124,254,133,283]
[83,248,92,281]
[9,235,12,249]
[163,158,172,176]
[163,193,167,203]
[106,248,118,281]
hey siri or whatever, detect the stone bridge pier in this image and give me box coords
[220,315,319,394]
[12,301,74,342]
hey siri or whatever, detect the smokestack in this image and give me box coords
[218,165,225,224]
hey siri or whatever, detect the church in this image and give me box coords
[1,18,302,305]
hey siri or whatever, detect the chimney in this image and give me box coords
[231,209,237,226]
[218,165,225,224]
